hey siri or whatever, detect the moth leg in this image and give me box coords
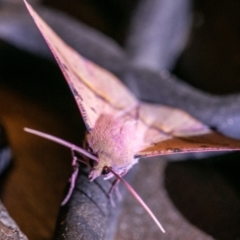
[61,153,79,205]
[82,137,92,168]
[108,179,120,207]
[108,170,128,206]
[61,148,89,205]
[114,181,122,201]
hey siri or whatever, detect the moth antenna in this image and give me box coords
[24,128,99,162]
[107,167,166,233]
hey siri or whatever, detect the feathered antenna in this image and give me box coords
[24,128,165,233]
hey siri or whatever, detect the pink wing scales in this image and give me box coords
[24,1,137,130]
[136,103,240,157]
[24,1,240,158]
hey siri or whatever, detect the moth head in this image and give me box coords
[86,128,115,180]
[88,160,112,181]
[86,143,131,181]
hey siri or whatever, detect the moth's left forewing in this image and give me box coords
[24,1,137,130]
[136,103,240,158]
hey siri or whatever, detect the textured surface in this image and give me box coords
[0,126,27,240]
[116,154,240,240]
[0,201,28,240]
[54,167,134,240]
[116,159,214,240]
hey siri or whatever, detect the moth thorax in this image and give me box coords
[86,114,142,179]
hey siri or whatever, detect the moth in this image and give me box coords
[24,0,240,234]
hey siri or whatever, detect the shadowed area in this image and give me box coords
[0,41,84,239]
[165,153,240,240]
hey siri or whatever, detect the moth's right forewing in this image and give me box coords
[24,1,137,130]
[136,103,240,157]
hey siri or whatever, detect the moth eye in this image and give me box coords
[101,167,110,175]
